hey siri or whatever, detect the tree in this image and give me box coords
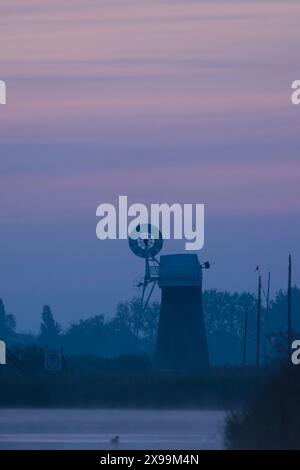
[39,305,61,347]
[203,290,257,365]
[113,298,160,353]
[0,298,16,343]
[64,315,105,355]
[267,287,300,360]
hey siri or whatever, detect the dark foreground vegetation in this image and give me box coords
[225,365,300,449]
[0,347,259,408]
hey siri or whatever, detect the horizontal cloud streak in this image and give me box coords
[2,161,300,220]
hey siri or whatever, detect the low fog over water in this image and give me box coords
[0,409,225,450]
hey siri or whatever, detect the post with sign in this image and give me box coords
[44,346,63,372]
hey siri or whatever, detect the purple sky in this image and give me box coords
[0,0,300,331]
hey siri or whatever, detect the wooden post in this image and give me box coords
[242,307,248,368]
[256,275,262,368]
[263,271,271,360]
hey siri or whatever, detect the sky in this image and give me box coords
[0,0,300,331]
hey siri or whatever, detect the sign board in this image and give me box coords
[44,348,62,372]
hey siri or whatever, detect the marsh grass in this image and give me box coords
[225,365,300,449]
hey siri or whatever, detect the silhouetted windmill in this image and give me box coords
[129,224,210,373]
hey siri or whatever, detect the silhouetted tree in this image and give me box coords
[39,304,61,347]
[113,298,160,353]
[62,300,160,357]
[203,290,257,365]
[142,301,160,342]
[64,315,105,355]
[267,287,300,360]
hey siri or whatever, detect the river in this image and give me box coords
[0,408,225,450]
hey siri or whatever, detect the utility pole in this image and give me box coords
[242,307,248,368]
[256,275,262,368]
[266,272,271,318]
[264,271,271,361]
[287,254,292,354]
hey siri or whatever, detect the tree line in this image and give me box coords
[1,287,299,366]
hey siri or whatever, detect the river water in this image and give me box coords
[0,408,225,450]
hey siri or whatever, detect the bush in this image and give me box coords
[225,365,300,449]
